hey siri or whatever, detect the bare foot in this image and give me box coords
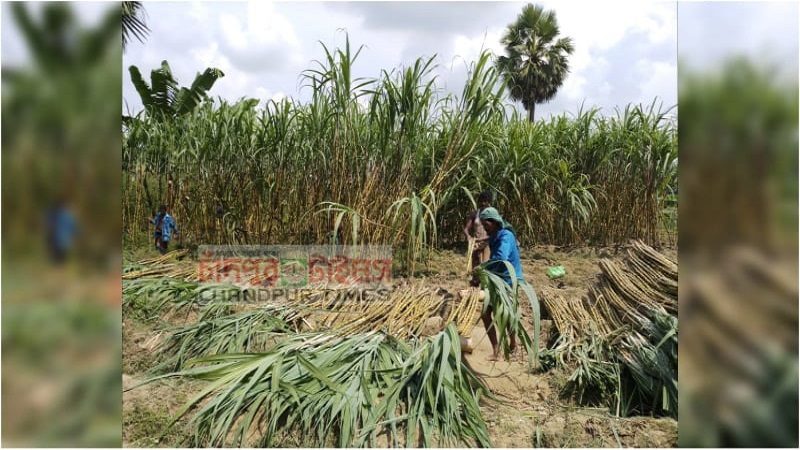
[488,350,500,362]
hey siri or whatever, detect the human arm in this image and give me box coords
[473,236,489,250]
[463,212,474,240]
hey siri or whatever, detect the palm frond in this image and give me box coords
[122,1,149,50]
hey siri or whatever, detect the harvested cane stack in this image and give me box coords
[276,285,482,340]
[123,250,198,280]
[125,267,485,342]
[542,240,678,418]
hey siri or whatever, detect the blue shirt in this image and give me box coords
[151,213,178,241]
[486,228,524,285]
[46,207,78,250]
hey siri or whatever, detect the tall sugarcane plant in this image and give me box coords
[123,37,677,269]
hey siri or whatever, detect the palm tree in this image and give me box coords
[122,1,149,51]
[496,4,574,122]
[129,61,224,118]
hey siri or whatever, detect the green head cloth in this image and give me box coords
[479,207,516,235]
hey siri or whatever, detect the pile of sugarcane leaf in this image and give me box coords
[123,277,241,322]
[151,306,299,372]
[137,324,492,447]
[123,258,526,447]
[541,240,678,418]
[136,283,488,376]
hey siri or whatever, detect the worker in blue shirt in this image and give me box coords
[151,204,178,254]
[45,198,78,264]
[478,207,524,361]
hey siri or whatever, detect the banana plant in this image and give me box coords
[129,60,224,119]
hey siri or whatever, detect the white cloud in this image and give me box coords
[218,2,303,73]
[188,1,210,25]
[530,1,676,110]
[637,60,676,104]
[190,42,221,69]
[452,29,505,61]
[271,91,287,103]
[220,14,248,51]
[542,1,675,51]
[561,74,588,101]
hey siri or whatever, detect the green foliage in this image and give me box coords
[559,334,619,407]
[2,1,122,260]
[128,61,224,119]
[142,325,493,447]
[475,263,540,370]
[679,57,798,250]
[154,307,295,373]
[122,38,676,269]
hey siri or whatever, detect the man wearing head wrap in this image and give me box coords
[478,206,524,361]
[479,207,523,285]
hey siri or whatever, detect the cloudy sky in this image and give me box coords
[678,1,798,78]
[3,2,796,118]
[120,1,678,118]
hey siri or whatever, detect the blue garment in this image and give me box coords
[151,213,178,241]
[46,206,78,251]
[486,228,524,285]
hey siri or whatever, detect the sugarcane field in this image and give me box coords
[120,2,679,448]
[6,0,800,447]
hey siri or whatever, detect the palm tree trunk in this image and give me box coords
[528,103,536,122]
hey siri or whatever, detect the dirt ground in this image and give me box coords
[122,244,678,447]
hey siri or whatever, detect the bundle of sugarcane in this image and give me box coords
[323,286,443,339]
[540,240,678,417]
[122,264,177,280]
[465,237,476,275]
[122,263,200,281]
[629,240,677,280]
[123,249,196,280]
[166,265,200,281]
[679,247,797,446]
[138,249,189,265]
[447,288,484,337]
[593,259,667,328]
[625,242,677,312]
[541,290,615,366]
